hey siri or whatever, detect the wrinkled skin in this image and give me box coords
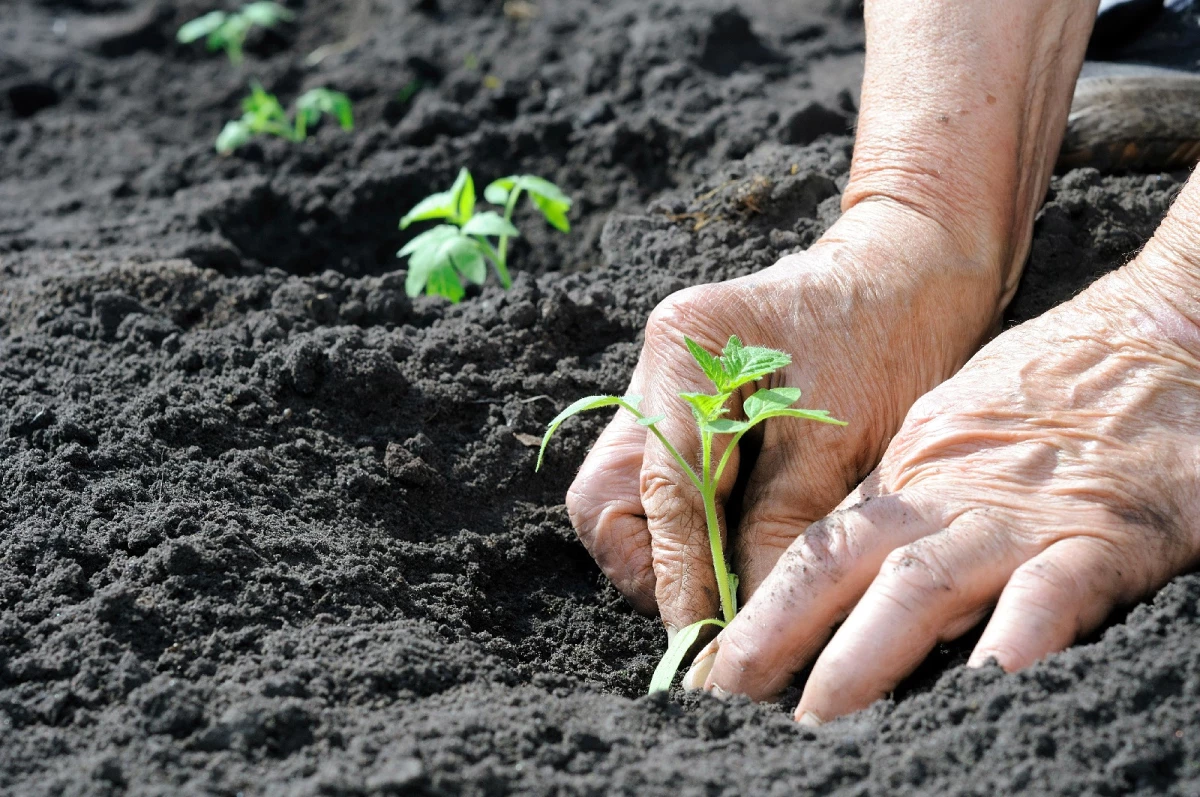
[566,0,1200,723]
[690,256,1200,722]
[566,199,1005,634]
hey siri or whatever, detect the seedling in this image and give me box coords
[398,168,571,302]
[537,336,847,693]
[177,2,294,66]
[216,83,354,154]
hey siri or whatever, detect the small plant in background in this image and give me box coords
[177,2,294,66]
[216,83,354,154]
[537,336,847,693]
[398,168,572,302]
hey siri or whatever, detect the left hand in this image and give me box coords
[685,258,1200,724]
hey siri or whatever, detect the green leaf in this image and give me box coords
[397,224,459,258]
[637,414,666,427]
[718,335,792,391]
[240,1,295,26]
[426,265,465,302]
[483,178,512,205]
[680,392,729,425]
[296,88,354,131]
[215,120,253,154]
[685,338,725,389]
[178,11,228,42]
[400,190,457,229]
[511,175,571,205]
[702,418,750,434]
[648,618,726,694]
[450,167,475,224]
[537,395,642,471]
[460,211,520,238]
[401,228,489,298]
[447,241,487,285]
[743,387,802,422]
[531,193,571,232]
[746,407,848,427]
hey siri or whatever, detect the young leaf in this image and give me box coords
[397,224,459,258]
[511,175,571,204]
[461,211,520,239]
[177,10,228,43]
[648,617,726,693]
[531,193,571,232]
[746,407,848,427]
[685,338,726,389]
[680,392,729,425]
[240,1,295,26]
[295,88,355,131]
[483,178,512,205]
[425,265,465,303]
[451,167,475,224]
[402,230,490,300]
[743,387,802,422]
[215,120,253,154]
[638,414,666,427]
[537,395,642,471]
[400,191,458,229]
[703,418,750,434]
[718,335,792,391]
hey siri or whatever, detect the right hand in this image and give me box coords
[565,198,1008,635]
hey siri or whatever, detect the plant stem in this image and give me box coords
[703,485,735,623]
[494,187,522,288]
[475,238,511,289]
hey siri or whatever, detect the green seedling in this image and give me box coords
[398,168,572,302]
[216,83,354,154]
[177,2,294,66]
[537,335,847,693]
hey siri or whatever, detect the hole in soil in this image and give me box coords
[7,81,59,117]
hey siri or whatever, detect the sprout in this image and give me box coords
[216,84,353,154]
[177,2,295,66]
[538,335,847,693]
[398,169,572,302]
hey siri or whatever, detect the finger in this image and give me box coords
[566,411,656,614]
[795,510,1027,724]
[699,488,942,700]
[733,431,859,601]
[967,537,1134,671]
[634,300,741,635]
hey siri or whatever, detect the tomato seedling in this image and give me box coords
[177,2,294,66]
[398,168,571,303]
[537,335,847,693]
[216,83,354,154]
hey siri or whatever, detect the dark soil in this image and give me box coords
[1,1,1198,794]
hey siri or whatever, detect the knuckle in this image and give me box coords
[714,628,766,681]
[644,285,722,346]
[880,541,958,600]
[781,516,855,577]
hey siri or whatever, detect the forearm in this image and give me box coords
[845,0,1099,305]
[1123,172,1200,339]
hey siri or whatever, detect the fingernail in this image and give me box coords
[665,624,679,646]
[795,710,824,728]
[710,684,731,700]
[681,643,717,691]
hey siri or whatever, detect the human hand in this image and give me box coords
[691,236,1200,722]
[566,199,1006,634]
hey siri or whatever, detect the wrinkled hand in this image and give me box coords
[566,200,1005,635]
[692,260,1200,723]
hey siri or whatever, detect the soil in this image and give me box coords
[1,0,1198,795]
